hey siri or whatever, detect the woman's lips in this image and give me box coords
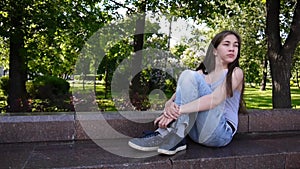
[227,54,235,58]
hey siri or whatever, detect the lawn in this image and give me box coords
[71,81,300,111]
[244,85,300,109]
[1,81,299,113]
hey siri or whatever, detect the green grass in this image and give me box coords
[244,86,273,109]
[291,86,300,108]
[71,81,300,111]
[1,81,298,113]
[244,85,300,109]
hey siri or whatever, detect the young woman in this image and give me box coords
[128,30,246,155]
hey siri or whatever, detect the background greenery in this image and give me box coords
[0,77,299,113]
[70,81,300,112]
[0,0,299,112]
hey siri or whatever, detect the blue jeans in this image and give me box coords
[174,70,233,147]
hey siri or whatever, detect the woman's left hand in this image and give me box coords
[154,114,174,128]
[163,102,180,119]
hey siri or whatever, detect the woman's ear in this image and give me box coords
[213,48,217,56]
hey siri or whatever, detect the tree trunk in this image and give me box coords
[269,55,292,108]
[129,1,147,110]
[8,1,28,112]
[131,13,146,76]
[266,0,300,108]
[260,57,268,91]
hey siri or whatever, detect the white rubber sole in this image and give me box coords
[128,141,158,151]
[157,145,187,155]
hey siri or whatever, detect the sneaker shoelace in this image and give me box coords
[141,131,160,138]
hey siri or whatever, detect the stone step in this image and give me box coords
[0,109,299,169]
[0,132,299,169]
[0,109,300,143]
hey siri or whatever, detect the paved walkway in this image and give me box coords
[1,132,299,169]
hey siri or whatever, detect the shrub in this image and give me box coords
[129,68,176,110]
[26,76,74,112]
[30,76,70,100]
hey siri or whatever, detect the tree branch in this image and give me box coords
[110,0,135,13]
[266,0,282,53]
[283,0,300,54]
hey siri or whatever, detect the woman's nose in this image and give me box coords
[229,45,235,51]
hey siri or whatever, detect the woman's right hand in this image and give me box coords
[154,114,174,128]
[163,101,180,119]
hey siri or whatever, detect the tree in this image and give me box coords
[74,0,300,110]
[176,0,300,108]
[97,39,133,98]
[266,0,300,108]
[188,1,266,86]
[102,0,247,110]
[7,0,28,112]
[0,0,110,112]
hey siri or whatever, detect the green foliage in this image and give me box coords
[0,76,9,96]
[29,76,70,100]
[29,99,73,112]
[279,0,297,41]
[25,76,74,112]
[0,75,74,112]
[171,44,188,58]
[1,0,298,111]
[97,38,133,85]
[0,37,9,70]
[129,68,176,110]
[195,0,267,84]
[0,0,114,111]
[0,0,113,79]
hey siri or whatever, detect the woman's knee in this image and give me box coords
[180,70,194,77]
[178,70,196,85]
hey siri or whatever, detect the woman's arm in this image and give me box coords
[179,67,244,114]
[153,93,176,128]
[165,93,176,107]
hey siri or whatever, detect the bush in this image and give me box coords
[26,76,74,112]
[0,76,9,96]
[129,68,176,110]
[29,76,70,100]
[0,76,74,113]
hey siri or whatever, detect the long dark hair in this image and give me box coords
[196,30,246,114]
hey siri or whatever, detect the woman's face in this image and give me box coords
[214,34,239,68]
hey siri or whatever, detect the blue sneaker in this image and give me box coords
[128,131,164,151]
[157,132,186,155]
